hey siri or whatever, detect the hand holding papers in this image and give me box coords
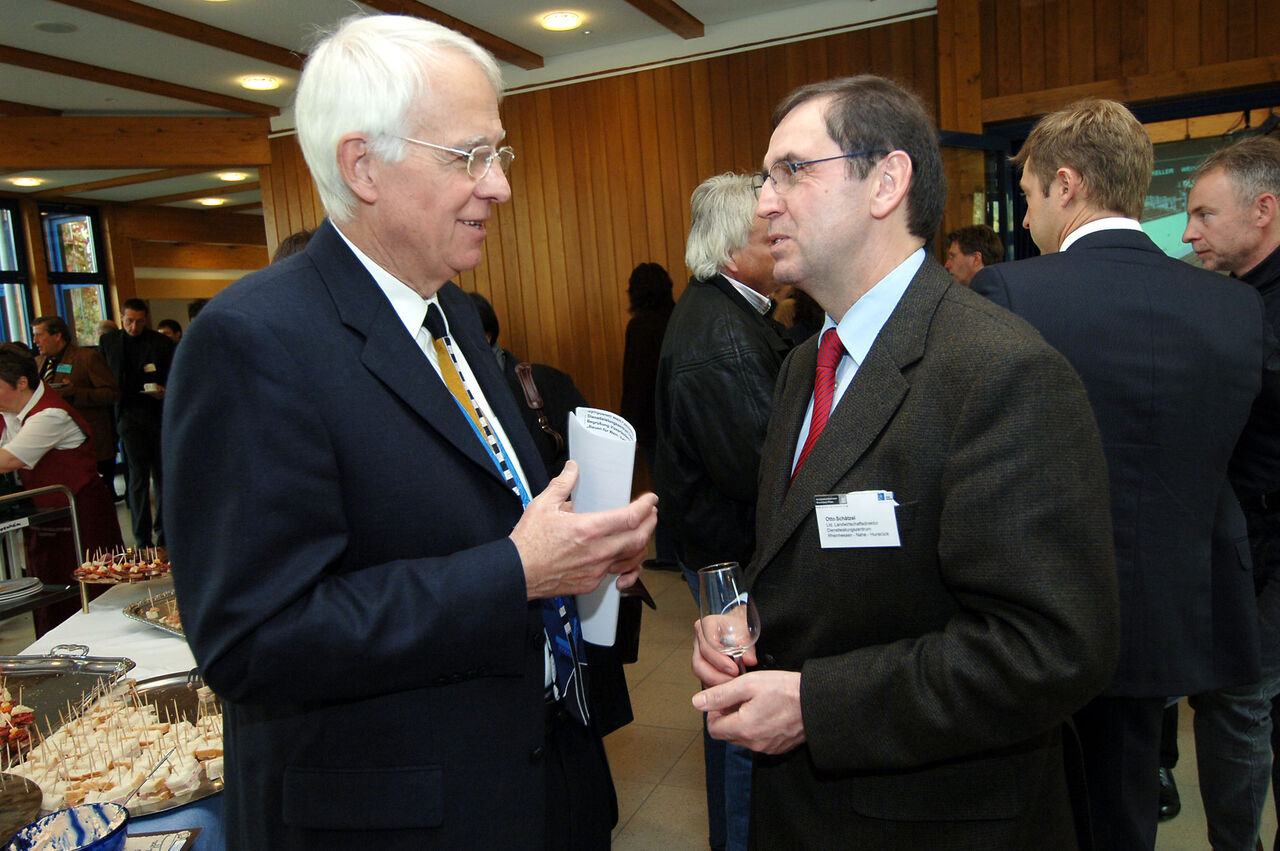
[568,408,637,645]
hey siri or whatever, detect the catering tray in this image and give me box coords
[7,671,222,819]
[0,647,135,752]
[113,671,223,817]
[121,590,183,638]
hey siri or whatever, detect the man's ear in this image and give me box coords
[973,253,985,270]
[337,134,378,205]
[868,150,913,220]
[1255,192,1277,230]
[1057,166,1085,207]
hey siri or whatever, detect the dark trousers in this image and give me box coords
[544,703,616,849]
[1074,695,1165,850]
[119,416,163,547]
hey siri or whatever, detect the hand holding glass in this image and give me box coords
[697,562,760,676]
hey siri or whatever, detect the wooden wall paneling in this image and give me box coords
[601,77,638,410]
[529,88,567,366]
[536,86,574,369]
[505,93,551,367]
[994,0,1022,96]
[1147,0,1175,74]
[937,0,957,125]
[1041,0,1069,89]
[1119,0,1149,77]
[889,18,915,89]
[1225,0,1255,58]
[576,80,621,408]
[1018,0,1045,93]
[1069,0,1095,85]
[1174,0,1202,70]
[665,62,698,282]
[979,0,999,98]
[803,33,830,93]
[1198,0,1229,66]
[705,56,736,185]
[649,65,691,283]
[634,70,671,269]
[914,19,942,114]
[915,19,940,107]
[282,138,310,241]
[18,198,52,316]
[869,20,894,80]
[687,62,717,186]
[1260,0,1280,51]
[780,35,810,97]
[101,207,136,311]
[550,84,598,393]
[1092,0,1122,81]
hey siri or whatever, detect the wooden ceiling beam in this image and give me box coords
[47,0,305,71]
[622,0,704,39]
[358,0,544,70]
[130,181,261,206]
[0,45,278,117]
[0,117,271,169]
[131,241,268,270]
[31,168,213,198]
[111,205,266,245]
[217,201,264,214]
[0,100,60,117]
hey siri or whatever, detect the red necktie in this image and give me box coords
[793,328,846,479]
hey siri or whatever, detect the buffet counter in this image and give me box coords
[20,578,225,850]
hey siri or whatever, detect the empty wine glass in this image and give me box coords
[697,562,760,676]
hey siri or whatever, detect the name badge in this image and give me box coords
[814,490,900,548]
[56,364,73,374]
[143,363,157,374]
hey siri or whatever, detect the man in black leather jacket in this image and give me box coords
[653,172,791,851]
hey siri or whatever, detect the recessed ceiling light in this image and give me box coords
[541,12,582,31]
[239,75,279,91]
[34,21,78,34]
[197,198,227,207]
[9,177,44,187]
[216,172,249,182]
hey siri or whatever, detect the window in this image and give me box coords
[39,204,108,347]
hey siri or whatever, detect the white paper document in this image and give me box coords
[568,407,637,645]
[814,490,901,548]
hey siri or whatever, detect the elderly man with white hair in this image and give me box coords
[163,14,657,850]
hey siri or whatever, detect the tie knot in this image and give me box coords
[423,302,447,339]
[817,328,845,371]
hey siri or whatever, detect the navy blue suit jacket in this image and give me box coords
[163,220,557,849]
[973,228,1270,696]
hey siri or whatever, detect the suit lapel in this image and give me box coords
[307,222,510,489]
[749,260,950,578]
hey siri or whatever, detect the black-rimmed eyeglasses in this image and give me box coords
[751,150,887,196]
[394,136,516,180]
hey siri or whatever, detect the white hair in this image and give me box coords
[685,173,758,280]
[295,14,503,222]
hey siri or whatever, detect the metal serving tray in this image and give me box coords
[0,646,136,750]
[121,590,183,638]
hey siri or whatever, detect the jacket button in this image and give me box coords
[530,745,545,762]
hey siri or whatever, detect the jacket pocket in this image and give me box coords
[282,764,442,829]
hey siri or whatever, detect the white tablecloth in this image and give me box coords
[20,578,196,681]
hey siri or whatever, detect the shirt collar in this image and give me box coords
[334,225,441,339]
[17,382,44,422]
[1060,216,1144,252]
[722,274,772,315]
[822,248,925,367]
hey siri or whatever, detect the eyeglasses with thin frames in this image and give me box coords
[394,136,516,180]
[752,149,887,196]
